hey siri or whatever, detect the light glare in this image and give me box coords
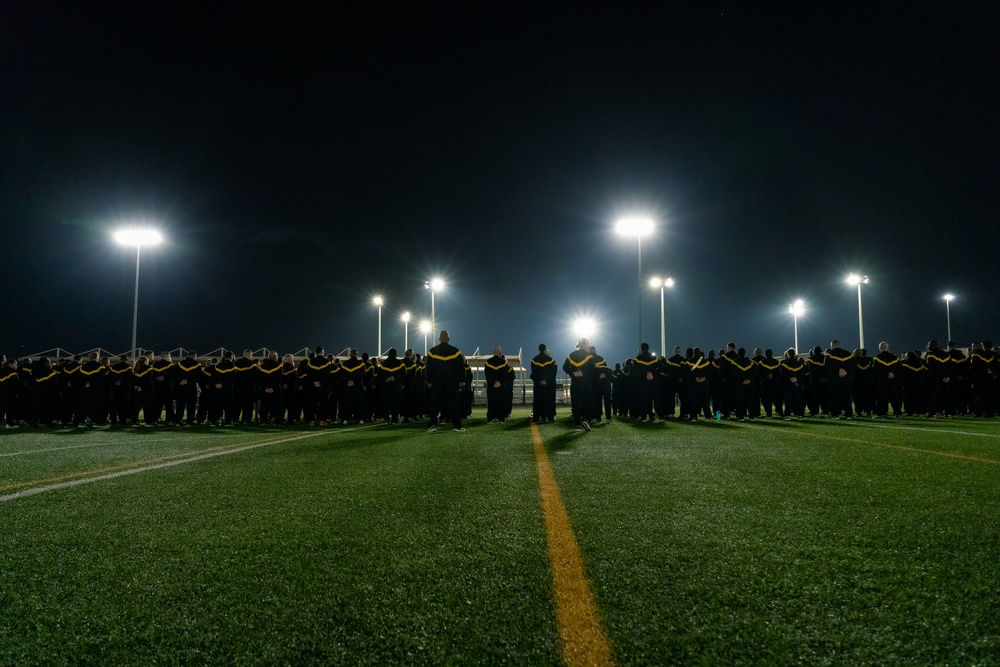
[789,299,805,317]
[614,216,655,237]
[401,311,411,322]
[943,293,954,302]
[418,320,431,333]
[114,228,162,247]
[373,296,384,307]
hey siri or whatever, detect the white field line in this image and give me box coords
[0,428,366,502]
[0,436,221,458]
[845,422,1000,439]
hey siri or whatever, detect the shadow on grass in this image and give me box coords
[545,430,585,454]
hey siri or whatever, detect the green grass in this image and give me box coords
[2,412,999,665]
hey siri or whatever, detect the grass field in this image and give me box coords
[2,410,999,666]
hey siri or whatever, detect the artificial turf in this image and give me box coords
[1,412,998,665]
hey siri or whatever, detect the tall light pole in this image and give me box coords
[649,276,674,356]
[419,320,431,356]
[943,294,954,342]
[615,216,655,345]
[846,274,869,350]
[789,299,805,354]
[373,296,384,357]
[401,311,411,352]
[114,227,163,359]
[425,277,444,334]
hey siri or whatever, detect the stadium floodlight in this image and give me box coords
[419,319,432,356]
[572,317,597,340]
[615,216,656,345]
[401,311,411,352]
[943,294,955,342]
[373,296,384,358]
[649,276,675,356]
[114,227,163,359]
[424,277,445,333]
[845,274,870,349]
[789,299,805,354]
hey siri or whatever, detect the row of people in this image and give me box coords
[0,336,476,429]
[548,338,998,428]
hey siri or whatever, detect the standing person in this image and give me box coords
[757,349,782,418]
[630,342,659,422]
[76,352,108,428]
[279,353,300,424]
[258,350,282,424]
[687,348,712,420]
[591,347,613,422]
[233,350,259,424]
[484,346,509,423]
[664,346,687,420]
[563,337,596,431]
[852,348,874,418]
[970,342,996,418]
[148,352,176,426]
[925,340,953,418]
[174,351,202,426]
[130,356,154,427]
[108,355,132,425]
[731,347,755,421]
[339,349,366,424]
[0,357,20,428]
[901,351,927,416]
[530,344,557,423]
[872,341,902,418]
[780,348,806,419]
[426,330,467,432]
[826,340,855,419]
[378,348,406,425]
[401,349,417,422]
[209,351,237,426]
[947,341,970,415]
[806,346,828,417]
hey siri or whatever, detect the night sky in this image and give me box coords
[3,3,997,363]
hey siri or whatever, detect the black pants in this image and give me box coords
[429,379,462,429]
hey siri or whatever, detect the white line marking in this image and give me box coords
[0,435,220,458]
[0,428,363,502]
[848,422,1000,439]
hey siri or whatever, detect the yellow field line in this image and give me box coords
[531,423,614,667]
[757,425,1000,465]
[0,435,294,493]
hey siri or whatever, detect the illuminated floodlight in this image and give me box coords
[401,311,411,322]
[425,277,445,291]
[114,228,162,247]
[614,216,655,237]
[649,276,674,289]
[845,273,869,286]
[418,320,431,333]
[943,293,954,302]
[789,299,805,317]
[572,317,597,339]
[373,295,384,307]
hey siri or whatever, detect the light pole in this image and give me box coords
[401,311,411,352]
[649,276,674,356]
[113,227,163,359]
[419,320,431,356]
[789,299,805,354]
[943,294,954,342]
[425,277,444,334]
[615,216,655,345]
[373,296,384,357]
[846,274,869,350]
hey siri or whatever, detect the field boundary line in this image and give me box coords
[850,422,1000,439]
[756,424,1000,465]
[0,435,220,459]
[0,428,361,502]
[531,423,615,667]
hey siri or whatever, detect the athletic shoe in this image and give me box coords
[427,425,437,432]
[582,421,591,431]
[453,427,466,432]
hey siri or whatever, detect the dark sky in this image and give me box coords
[2,3,998,362]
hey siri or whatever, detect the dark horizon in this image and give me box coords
[3,4,997,364]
